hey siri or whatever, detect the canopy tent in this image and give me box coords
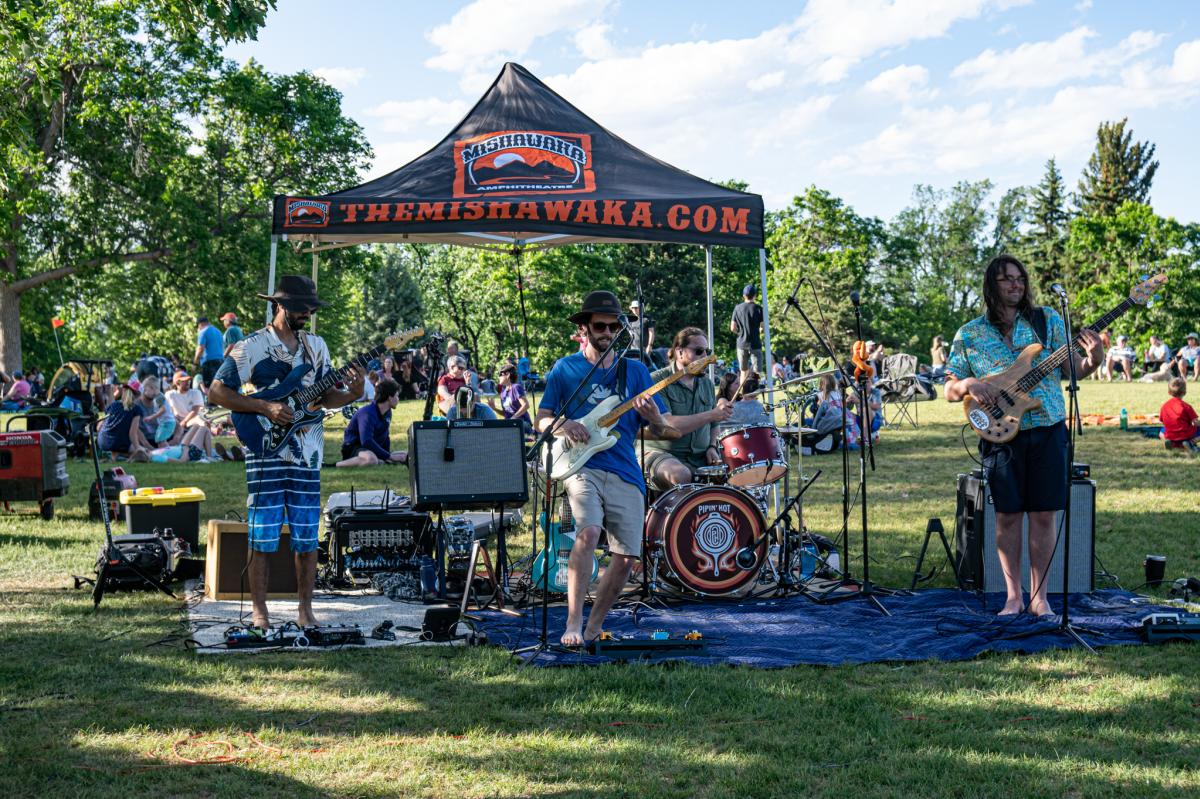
[268,62,774,383]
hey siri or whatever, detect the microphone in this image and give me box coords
[617,313,634,331]
[1049,283,1069,300]
[735,546,758,570]
[780,281,803,320]
[849,290,861,307]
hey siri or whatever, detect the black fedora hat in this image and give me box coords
[569,290,623,325]
[256,274,328,311]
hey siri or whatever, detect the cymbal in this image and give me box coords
[778,425,819,436]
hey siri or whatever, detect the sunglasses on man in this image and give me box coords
[589,320,623,333]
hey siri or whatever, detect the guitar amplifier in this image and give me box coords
[954,471,1095,594]
[408,419,528,511]
[205,519,297,600]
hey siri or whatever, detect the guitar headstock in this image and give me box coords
[686,354,717,375]
[1129,274,1167,306]
[383,327,424,351]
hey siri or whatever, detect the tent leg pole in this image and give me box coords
[266,235,279,325]
[311,251,319,334]
[760,247,772,391]
[705,246,714,382]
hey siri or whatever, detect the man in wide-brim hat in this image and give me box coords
[209,274,363,631]
[535,290,680,647]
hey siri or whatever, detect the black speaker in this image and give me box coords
[954,470,1095,593]
[408,420,528,511]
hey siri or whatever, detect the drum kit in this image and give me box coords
[640,369,838,600]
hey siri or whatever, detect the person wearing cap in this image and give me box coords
[624,299,656,366]
[165,369,207,439]
[945,255,1103,617]
[535,290,679,647]
[730,284,764,384]
[1176,333,1200,380]
[487,362,532,431]
[220,312,244,358]
[98,380,151,461]
[1104,335,1136,382]
[208,274,365,630]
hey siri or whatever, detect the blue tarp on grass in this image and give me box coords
[480,589,1163,667]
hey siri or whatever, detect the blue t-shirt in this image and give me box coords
[343,402,393,459]
[99,401,145,453]
[198,325,224,362]
[539,353,667,493]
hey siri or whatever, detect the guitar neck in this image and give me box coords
[1021,298,1136,390]
[598,364,698,428]
[295,343,385,405]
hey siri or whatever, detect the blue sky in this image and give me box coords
[225,0,1200,222]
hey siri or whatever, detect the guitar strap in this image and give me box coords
[1026,306,1049,348]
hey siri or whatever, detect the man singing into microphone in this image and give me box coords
[943,256,1103,617]
[535,291,679,647]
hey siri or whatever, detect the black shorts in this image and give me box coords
[979,421,1068,514]
[341,443,363,461]
[200,359,221,387]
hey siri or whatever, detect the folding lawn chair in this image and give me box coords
[876,353,936,428]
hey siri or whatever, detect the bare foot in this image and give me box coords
[998,598,1023,616]
[251,614,270,631]
[1027,599,1053,617]
[297,609,320,627]
[561,626,584,647]
[583,623,604,643]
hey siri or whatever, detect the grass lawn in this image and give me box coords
[1,381,1197,798]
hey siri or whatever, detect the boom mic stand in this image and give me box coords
[513,326,631,662]
[780,285,890,614]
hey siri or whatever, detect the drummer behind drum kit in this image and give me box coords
[639,369,839,600]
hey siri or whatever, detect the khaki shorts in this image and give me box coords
[641,448,694,491]
[737,347,762,372]
[564,467,645,557]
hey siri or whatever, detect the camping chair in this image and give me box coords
[876,353,936,428]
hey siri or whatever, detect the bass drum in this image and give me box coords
[644,484,766,597]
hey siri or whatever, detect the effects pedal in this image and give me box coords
[1143,612,1200,643]
[587,631,708,658]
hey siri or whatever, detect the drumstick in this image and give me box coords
[731,374,749,402]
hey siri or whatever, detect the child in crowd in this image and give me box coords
[1160,378,1199,453]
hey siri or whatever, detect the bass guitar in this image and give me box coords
[964,274,1165,443]
[530,491,597,591]
[231,327,423,458]
[549,355,715,480]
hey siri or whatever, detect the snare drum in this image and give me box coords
[693,465,729,485]
[717,424,787,486]
[644,484,767,597]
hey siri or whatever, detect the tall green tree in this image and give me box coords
[1076,118,1158,216]
[2,1,370,372]
[1023,157,1070,292]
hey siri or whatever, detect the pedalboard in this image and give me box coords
[224,623,366,649]
[587,631,709,658]
[1143,613,1200,644]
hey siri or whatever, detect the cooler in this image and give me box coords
[119,487,206,548]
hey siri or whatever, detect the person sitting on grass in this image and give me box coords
[1176,333,1200,381]
[135,376,176,445]
[1105,335,1136,381]
[0,370,32,410]
[336,378,408,467]
[98,380,151,461]
[1160,377,1199,453]
[148,425,222,463]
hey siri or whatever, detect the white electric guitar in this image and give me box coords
[549,355,715,480]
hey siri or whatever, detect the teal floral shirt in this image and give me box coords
[947,307,1068,430]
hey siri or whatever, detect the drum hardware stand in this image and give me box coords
[1000,288,1094,653]
[737,470,820,598]
[910,517,964,590]
[514,325,631,662]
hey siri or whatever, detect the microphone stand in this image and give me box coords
[780,284,890,614]
[513,326,631,662]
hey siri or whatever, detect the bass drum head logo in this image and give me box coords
[284,198,330,228]
[453,130,595,197]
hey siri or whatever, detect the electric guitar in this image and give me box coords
[230,328,423,458]
[530,492,597,591]
[964,274,1165,443]
[549,355,715,480]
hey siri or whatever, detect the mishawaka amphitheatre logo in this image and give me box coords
[453,130,595,197]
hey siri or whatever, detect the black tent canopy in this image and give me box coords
[268,62,775,380]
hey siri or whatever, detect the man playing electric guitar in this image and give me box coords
[535,290,679,647]
[208,275,364,631]
[944,255,1103,617]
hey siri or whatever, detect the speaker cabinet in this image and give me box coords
[204,519,297,600]
[954,471,1095,594]
[408,420,528,511]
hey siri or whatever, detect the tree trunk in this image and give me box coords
[0,283,23,374]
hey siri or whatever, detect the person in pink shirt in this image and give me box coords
[1,370,31,409]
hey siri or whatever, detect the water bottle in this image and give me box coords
[419,555,437,595]
[1119,408,1128,430]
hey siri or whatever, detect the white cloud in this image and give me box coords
[425,0,611,72]
[862,64,934,103]
[363,98,470,134]
[574,22,616,59]
[747,71,786,92]
[952,26,1165,92]
[313,66,367,90]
